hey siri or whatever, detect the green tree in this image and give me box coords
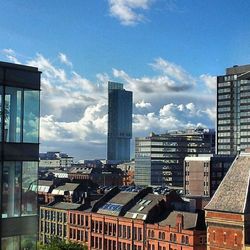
[38,238,87,250]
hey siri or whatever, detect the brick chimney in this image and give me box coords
[176,213,184,232]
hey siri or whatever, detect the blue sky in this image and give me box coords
[0,0,250,160]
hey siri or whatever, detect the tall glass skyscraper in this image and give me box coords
[0,62,40,249]
[107,82,132,163]
[217,64,250,155]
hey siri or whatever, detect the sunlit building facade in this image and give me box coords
[217,64,250,155]
[0,62,40,249]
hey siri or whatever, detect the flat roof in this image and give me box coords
[0,61,39,72]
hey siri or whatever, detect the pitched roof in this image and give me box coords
[205,154,250,213]
[50,202,82,210]
[124,194,165,220]
[159,211,198,229]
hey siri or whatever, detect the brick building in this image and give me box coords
[205,153,250,249]
[68,165,124,186]
[40,188,207,249]
[40,202,84,244]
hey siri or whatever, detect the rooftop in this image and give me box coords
[205,154,250,213]
[0,61,39,72]
[49,202,82,210]
[159,211,198,229]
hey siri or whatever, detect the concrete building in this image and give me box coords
[217,64,250,155]
[39,151,74,169]
[107,82,132,163]
[135,128,215,187]
[184,155,234,197]
[0,62,40,249]
[205,153,250,249]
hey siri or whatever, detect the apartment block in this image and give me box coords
[217,64,250,155]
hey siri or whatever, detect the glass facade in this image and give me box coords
[107,82,132,162]
[135,129,215,187]
[0,62,40,250]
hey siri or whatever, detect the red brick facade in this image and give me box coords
[206,211,244,250]
[67,210,206,250]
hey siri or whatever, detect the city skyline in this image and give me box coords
[0,1,250,159]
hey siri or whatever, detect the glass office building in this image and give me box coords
[107,82,132,163]
[217,64,250,155]
[135,128,215,187]
[0,62,40,250]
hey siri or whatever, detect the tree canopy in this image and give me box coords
[38,238,87,250]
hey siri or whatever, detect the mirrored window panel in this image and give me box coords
[4,87,22,142]
[23,90,39,143]
[2,162,21,218]
[22,161,38,216]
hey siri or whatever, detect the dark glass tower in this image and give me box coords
[0,62,40,249]
[107,82,132,163]
[217,64,250,155]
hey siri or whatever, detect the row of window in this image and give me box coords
[40,221,67,237]
[69,213,89,227]
[212,231,238,245]
[69,228,88,242]
[218,81,231,87]
[41,210,67,223]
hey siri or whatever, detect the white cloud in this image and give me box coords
[135,100,152,108]
[200,74,217,91]
[108,0,153,25]
[28,53,67,82]
[58,52,73,67]
[2,48,21,64]
[0,49,216,159]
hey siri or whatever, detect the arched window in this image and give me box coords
[152,230,155,238]
[173,234,176,242]
[170,233,173,242]
[162,232,165,240]
[186,236,189,245]
[223,232,227,244]
[181,235,185,243]
[148,230,151,237]
[234,234,237,245]
[159,232,162,239]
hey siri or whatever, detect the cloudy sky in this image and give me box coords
[0,0,250,160]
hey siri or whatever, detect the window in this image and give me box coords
[234,234,237,245]
[2,161,38,218]
[4,87,22,142]
[2,162,21,217]
[223,232,226,244]
[23,90,39,143]
[3,87,39,143]
[213,231,216,242]
[22,161,38,215]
